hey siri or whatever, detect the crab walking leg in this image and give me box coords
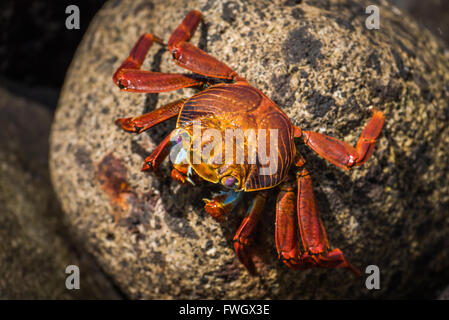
[113,33,163,81]
[115,71,204,93]
[296,169,329,254]
[167,10,202,47]
[275,182,302,269]
[113,33,204,92]
[203,190,243,222]
[141,132,174,172]
[116,99,186,133]
[295,168,361,276]
[167,10,239,80]
[233,191,267,274]
[297,109,385,170]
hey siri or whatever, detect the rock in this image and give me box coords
[389,0,449,47]
[438,285,449,300]
[50,0,449,299]
[0,88,121,299]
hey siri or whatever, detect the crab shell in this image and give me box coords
[172,82,296,192]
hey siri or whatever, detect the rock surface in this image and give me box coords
[50,0,449,299]
[438,285,449,300]
[0,88,120,299]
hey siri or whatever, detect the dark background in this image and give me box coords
[0,0,104,109]
[0,0,448,113]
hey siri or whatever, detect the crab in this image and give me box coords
[113,10,385,276]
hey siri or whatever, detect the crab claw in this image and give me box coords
[203,198,226,222]
[171,168,186,183]
[203,190,243,222]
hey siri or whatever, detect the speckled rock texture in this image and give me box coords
[50,0,449,299]
[0,88,120,299]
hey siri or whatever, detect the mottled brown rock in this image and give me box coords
[0,88,120,299]
[50,0,449,299]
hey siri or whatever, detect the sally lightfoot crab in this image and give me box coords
[113,10,385,276]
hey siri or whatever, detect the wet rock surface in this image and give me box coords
[50,0,449,298]
[0,88,120,299]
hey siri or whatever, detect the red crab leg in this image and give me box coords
[115,71,204,93]
[296,109,385,169]
[116,99,186,133]
[167,10,239,80]
[233,191,268,274]
[113,33,163,80]
[141,132,174,172]
[294,168,360,276]
[275,182,301,269]
[113,33,204,92]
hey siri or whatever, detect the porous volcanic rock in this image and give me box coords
[0,88,120,299]
[50,0,449,299]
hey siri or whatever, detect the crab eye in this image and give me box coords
[174,135,183,144]
[222,176,238,188]
[171,130,190,145]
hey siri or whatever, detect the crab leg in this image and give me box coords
[113,33,204,92]
[116,99,186,133]
[275,182,301,269]
[233,191,268,274]
[297,109,385,169]
[113,33,163,79]
[167,10,239,80]
[294,168,360,276]
[141,132,174,172]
